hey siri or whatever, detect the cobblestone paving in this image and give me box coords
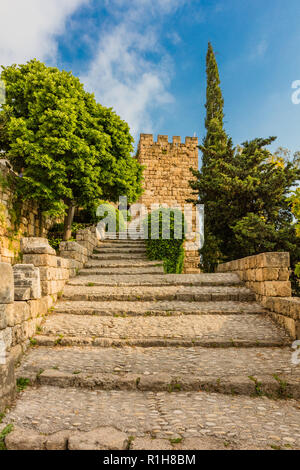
[41,313,289,344]
[79,266,165,275]
[17,346,299,379]
[62,285,255,302]
[91,253,147,260]
[3,387,300,449]
[85,259,164,267]
[6,239,300,450]
[69,273,242,286]
[54,300,266,315]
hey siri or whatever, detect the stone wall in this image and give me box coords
[217,252,300,339]
[0,229,99,412]
[0,161,54,264]
[136,134,200,274]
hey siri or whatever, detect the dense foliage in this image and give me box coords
[96,202,126,233]
[190,43,300,276]
[47,222,89,251]
[143,208,186,274]
[0,60,143,240]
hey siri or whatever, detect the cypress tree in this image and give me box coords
[189,44,300,274]
[202,42,227,167]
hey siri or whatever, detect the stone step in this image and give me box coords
[104,233,145,240]
[69,273,243,287]
[54,300,265,316]
[3,386,300,450]
[62,285,256,302]
[35,313,290,348]
[84,259,163,268]
[90,253,148,261]
[94,247,146,254]
[100,240,146,246]
[79,266,165,275]
[17,346,300,399]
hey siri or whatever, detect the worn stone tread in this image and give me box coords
[94,247,147,254]
[100,240,146,246]
[90,253,148,261]
[61,285,255,302]
[69,273,243,287]
[3,387,300,449]
[36,313,290,347]
[79,267,165,275]
[85,259,163,268]
[16,346,300,397]
[54,300,265,316]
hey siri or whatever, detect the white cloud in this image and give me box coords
[0,0,89,66]
[249,39,268,61]
[82,0,185,139]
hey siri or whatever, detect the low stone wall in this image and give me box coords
[0,161,56,264]
[76,226,99,257]
[0,263,15,411]
[0,232,99,412]
[59,241,88,274]
[0,262,50,412]
[217,252,299,339]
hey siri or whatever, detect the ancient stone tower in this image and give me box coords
[136,134,200,273]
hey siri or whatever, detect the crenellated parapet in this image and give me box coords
[139,134,198,147]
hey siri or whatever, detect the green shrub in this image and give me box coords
[47,222,88,251]
[143,208,186,274]
[120,209,132,223]
[96,202,126,232]
[48,236,63,251]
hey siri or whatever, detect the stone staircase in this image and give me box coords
[3,238,300,450]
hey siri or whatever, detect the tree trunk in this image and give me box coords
[63,202,76,241]
[38,209,44,237]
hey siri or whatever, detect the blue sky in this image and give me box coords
[1,0,300,155]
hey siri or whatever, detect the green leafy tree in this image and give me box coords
[190,44,300,273]
[290,188,300,280]
[0,60,143,240]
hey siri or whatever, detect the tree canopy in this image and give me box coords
[190,43,300,274]
[0,60,143,239]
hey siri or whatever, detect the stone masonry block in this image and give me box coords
[0,327,12,350]
[262,281,292,297]
[13,264,41,300]
[255,252,290,269]
[23,254,57,268]
[0,304,12,330]
[57,257,70,269]
[21,237,56,255]
[0,263,14,303]
[6,302,30,327]
[265,297,300,321]
[14,287,31,301]
[28,297,49,319]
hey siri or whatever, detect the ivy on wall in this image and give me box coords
[143,208,186,274]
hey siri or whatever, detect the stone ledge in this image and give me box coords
[266,297,300,321]
[218,252,290,272]
[0,263,14,303]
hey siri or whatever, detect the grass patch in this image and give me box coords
[170,438,182,445]
[0,424,13,451]
[16,377,30,392]
[248,376,264,397]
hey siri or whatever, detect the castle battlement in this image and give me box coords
[139,134,198,146]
